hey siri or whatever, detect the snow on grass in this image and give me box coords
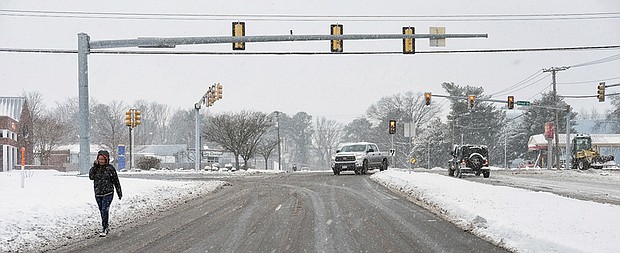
[370,169,620,253]
[0,170,228,252]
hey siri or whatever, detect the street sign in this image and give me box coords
[389,149,395,156]
[410,157,416,164]
[516,101,531,106]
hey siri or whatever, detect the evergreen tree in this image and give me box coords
[515,91,577,163]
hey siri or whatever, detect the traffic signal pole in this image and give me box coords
[194,105,200,171]
[194,83,223,171]
[128,126,133,169]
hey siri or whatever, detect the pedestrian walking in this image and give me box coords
[89,150,122,237]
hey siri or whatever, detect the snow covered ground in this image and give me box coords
[370,169,620,253]
[1,168,618,252]
[0,169,230,252]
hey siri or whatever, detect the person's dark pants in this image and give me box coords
[95,193,114,230]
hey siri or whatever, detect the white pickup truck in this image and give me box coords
[331,142,389,175]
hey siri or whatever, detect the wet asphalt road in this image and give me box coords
[52,171,507,253]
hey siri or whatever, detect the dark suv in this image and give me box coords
[448,144,490,178]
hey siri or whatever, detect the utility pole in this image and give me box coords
[275,111,281,171]
[543,66,569,170]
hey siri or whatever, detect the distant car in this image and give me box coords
[518,160,536,168]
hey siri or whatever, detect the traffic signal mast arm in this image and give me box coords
[428,93,568,111]
[89,33,488,49]
[195,83,223,109]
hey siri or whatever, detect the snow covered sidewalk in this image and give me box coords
[0,170,228,252]
[370,169,620,253]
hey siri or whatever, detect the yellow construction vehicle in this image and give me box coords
[571,134,615,170]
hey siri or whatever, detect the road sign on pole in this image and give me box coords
[516,101,531,106]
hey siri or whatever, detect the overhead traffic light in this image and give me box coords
[217,83,223,99]
[203,83,223,107]
[134,111,141,126]
[232,21,245,50]
[330,24,343,53]
[468,95,475,109]
[507,96,514,109]
[125,111,132,126]
[424,92,431,106]
[402,27,415,54]
[597,82,605,102]
[389,120,396,134]
[124,109,142,128]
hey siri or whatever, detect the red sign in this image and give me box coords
[544,122,554,140]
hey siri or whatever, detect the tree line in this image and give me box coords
[24,82,619,170]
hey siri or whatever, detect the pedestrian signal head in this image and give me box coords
[389,120,396,134]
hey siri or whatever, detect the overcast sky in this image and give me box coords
[1,0,619,123]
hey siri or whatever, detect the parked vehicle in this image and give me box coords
[448,144,490,178]
[331,142,389,175]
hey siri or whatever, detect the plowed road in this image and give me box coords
[53,172,507,253]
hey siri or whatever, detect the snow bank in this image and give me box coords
[370,169,620,253]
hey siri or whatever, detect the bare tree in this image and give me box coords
[312,117,342,169]
[256,136,279,170]
[165,109,196,146]
[35,113,71,165]
[204,111,272,170]
[129,100,170,145]
[24,91,45,121]
[91,100,128,160]
[54,97,79,144]
[366,91,443,167]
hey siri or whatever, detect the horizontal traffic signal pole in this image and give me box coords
[428,93,567,111]
[89,33,488,49]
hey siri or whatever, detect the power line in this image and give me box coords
[1,9,619,22]
[558,76,620,85]
[2,44,619,55]
[570,53,620,68]
[560,92,620,98]
[489,71,544,97]
[494,74,550,97]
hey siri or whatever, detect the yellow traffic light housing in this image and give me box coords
[402,27,415,54]
[217,83,223,99]
[508,96,514,109]
[125,111,132,126]
[424,92,431,106]
[232,21,245,50]
[330,24,343,53]
[389,120,396,134]
[134,111,141,126]
[597,82,605,102]
[468,95,475,109]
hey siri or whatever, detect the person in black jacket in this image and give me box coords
[89,150,122,237]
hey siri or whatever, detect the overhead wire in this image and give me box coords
[558,76,620,85]
[489,71,544,97]
[1,9,619,22]
[570,53,620,68]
